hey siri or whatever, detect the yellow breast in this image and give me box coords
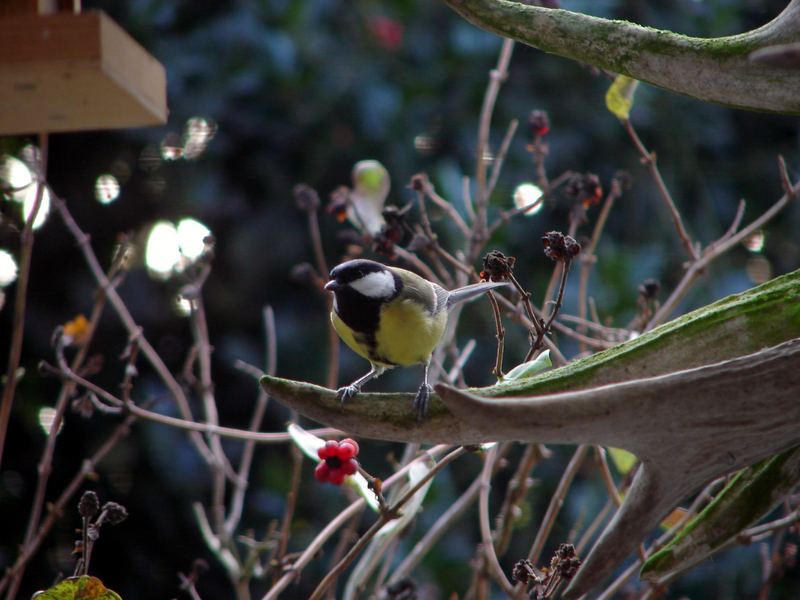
[374,299,447,366]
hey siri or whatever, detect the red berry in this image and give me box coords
[341,438,360,455]
[314,462,330,482]
[317,446,328,460]
[342,459,358,476]
[337,442,357,461]
[329,469,346,485]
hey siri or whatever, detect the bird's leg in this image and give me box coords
[413,360,433,421]
[336,364,385,405]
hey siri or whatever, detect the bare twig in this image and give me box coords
[622,119,698,261]
[471,38,515,261]
[577,178,623,352]
[526,445,589,568]
[308,447,468,600]
[52,194,216,465]
[226,306,277,535]
[0,133,48,468]
[648,167,799,328]
[485,118,519,202]
[262,445,452,600]
[0,414,136,598]
[494,443,547,557]
[389,477,483,584]
[477,445,515,594]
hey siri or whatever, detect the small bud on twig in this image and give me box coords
[293,183,320,212]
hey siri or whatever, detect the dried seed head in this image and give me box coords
[512,559,539,585]
[542,231,581,262]
[78,491,100,518]
[102,501,128,525]
[481,250,516,282]
[409,173,426,191]
[293,183,320,212]
[639,278,661,299]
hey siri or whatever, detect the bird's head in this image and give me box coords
[324,259,399,300]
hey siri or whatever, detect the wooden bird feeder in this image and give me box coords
[0,1,167,135]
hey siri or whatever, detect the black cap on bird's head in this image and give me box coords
[324,259,398,299]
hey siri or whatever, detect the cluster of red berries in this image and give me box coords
[314,438,360,485]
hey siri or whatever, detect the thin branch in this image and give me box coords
[262,445,452,600]
[226,306,278,535]
[526,445,589,568]
[0,414,136,598]
[494,443,547,557]
[471,38,514,261]
[416,172,471,237]
[0,133,48,468]
[622,119,698,261]
[577,178,623,352]
[648,169,799,328]
[478,446,515,594]
[308,447,468,600]
[389,477,482,584]
[485,118,519,202]
[52,194,216,464]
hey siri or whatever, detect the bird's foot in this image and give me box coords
[336,384,360,406]
[413,383,432,421]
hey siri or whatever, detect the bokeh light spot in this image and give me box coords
[145,221,181,279]
[0,156,34,191]
[0,250,18,287]
[177,218,211,260]
[513,182,544,216]
[95,174,120,204]
[744,230,765,253]
[182,117,217,160]
[22,184,50,230]
[160,132,184,161]
[38,407,62,435]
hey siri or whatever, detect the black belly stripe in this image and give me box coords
[334,288,383,361]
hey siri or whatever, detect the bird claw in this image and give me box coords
[336,385,359,406]
[413,383,432,421]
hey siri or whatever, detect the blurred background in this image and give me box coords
[1,0,799,598]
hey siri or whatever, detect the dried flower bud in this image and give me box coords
[639,278,661,299]
[565,173,603,208]
[542,231,581,262]
[481,250,516,282]
[78,491,100,518]
[293,183,320,212]
[327,186,350,223]
[409,173,426,191]
[101,501,128,525]
[512,559,538,585]
[528,110,550,138]
[554,543,581,580]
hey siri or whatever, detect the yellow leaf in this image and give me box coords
[605,75,639,120]
[32,576,122,600]
[608,447,637,475]
[63,314,90,346]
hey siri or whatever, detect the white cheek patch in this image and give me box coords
[350,270,396,298]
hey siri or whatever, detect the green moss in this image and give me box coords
[476,268,800,398]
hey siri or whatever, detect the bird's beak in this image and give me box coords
[324,280,338,291]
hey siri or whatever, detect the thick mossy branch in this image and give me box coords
[441,0,800,114]
[261,267,800,437]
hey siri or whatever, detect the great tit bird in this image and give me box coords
[324,259,507,419]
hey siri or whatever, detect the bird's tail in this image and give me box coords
[446,281,509,309]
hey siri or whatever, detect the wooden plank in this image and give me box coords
[0,10,167,134]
